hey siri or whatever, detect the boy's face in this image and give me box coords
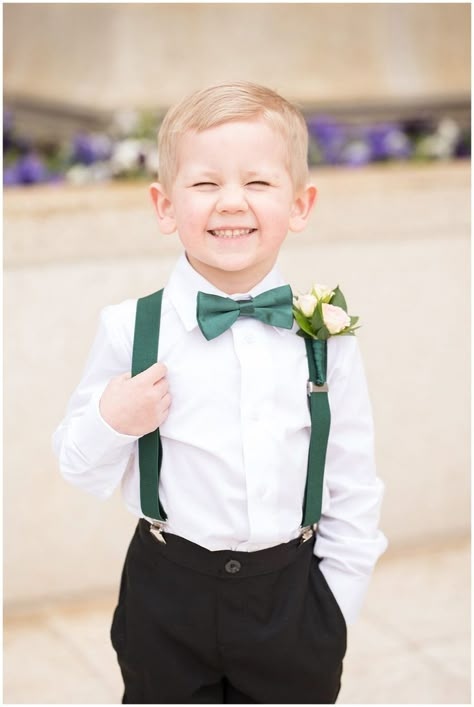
[150,118,316,293]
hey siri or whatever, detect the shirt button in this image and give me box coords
[225,559,242,574]
[244,334,255,344]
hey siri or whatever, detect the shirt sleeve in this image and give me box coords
[315,335,388,625]
[51,301,139,499]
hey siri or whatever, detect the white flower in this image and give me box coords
[312,284,334,302]
[111,139,142,173]
[66,164,90,185]
[322,303,351,334]
[295,293,318,317]
[437,117,460,145]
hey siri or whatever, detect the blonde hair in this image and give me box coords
[157,81,309,194]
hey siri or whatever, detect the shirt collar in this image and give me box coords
[166,253,293,336]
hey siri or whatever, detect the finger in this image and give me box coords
[153,378,169,397]
[161,392,171,408]
[134,361,167,384]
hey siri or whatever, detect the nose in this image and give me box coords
[216,185,248,213]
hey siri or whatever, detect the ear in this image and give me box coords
[149,182,177,235]
[288,184,318,233]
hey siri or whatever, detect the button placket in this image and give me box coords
[235,324,278,543]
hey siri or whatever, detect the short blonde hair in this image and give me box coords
[157,81,309,194]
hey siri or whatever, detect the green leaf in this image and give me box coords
[293,309,314,337]
[316,325,330,340]
[349,315,359,326]
[311,306,323,331]
[331,286,347,312]
[344,325,362,335]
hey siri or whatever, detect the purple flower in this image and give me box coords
[306,116,346,165]
[72,133,113,165]
[365,123,412,160]
[340,139,372,166]
[3,163,21,186]
[17,153,48,184]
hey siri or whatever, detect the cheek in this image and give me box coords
[263,198,293,233]
[175,197,210,233]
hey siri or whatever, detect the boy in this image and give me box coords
[53,81,387,704]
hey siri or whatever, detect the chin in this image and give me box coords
[216,259,253,271]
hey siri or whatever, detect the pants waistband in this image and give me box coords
[137,518,316,579]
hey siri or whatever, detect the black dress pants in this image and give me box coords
[111,519,347,704]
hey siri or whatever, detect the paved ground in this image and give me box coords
[4,538,470,704]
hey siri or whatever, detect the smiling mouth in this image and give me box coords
[208,228,257,239]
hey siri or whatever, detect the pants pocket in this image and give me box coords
[312,556,347,634]
[110,563,128,655]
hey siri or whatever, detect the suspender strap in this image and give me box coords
[302,338,331,527]
[131,289,167,521]
[131,289,330,528]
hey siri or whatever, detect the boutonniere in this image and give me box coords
[292,283,360,340]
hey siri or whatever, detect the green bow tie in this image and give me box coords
[196,285,294,341]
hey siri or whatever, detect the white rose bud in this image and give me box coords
[296,293,318,317]
[322,303,351,334]
[312,284,334,302]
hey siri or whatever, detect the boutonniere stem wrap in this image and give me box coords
[294,283,360,528]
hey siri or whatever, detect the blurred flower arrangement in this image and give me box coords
[3,107,470,187]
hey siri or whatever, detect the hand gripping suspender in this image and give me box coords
[131,289,331,543]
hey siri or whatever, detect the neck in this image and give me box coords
[185,254,277,295]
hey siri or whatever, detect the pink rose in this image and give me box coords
[321,303,351,334]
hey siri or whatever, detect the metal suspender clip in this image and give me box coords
[307,381,328,394]
[149,520,167,544]
[299,523,318,544]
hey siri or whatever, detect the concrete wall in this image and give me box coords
[4,161,470,607]
[4,3,470,111]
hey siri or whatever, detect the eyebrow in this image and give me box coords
[245,170,273,178]
[185,169,279,181]
[184,169,219,179]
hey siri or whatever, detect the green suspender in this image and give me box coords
[302,338,331,527]
[131,289,330,528]
[131,289,167,522]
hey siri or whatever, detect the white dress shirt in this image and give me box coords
[52,253,387,624]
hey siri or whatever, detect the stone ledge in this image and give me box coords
[4,162,470,268]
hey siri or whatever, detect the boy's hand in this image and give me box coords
[99,362,171,436]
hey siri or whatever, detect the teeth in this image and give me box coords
[210,228,254,238]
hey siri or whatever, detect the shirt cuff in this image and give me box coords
[69,391,139,469]
[317,560,372,626]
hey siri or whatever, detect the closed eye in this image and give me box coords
[191,180,270,187]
